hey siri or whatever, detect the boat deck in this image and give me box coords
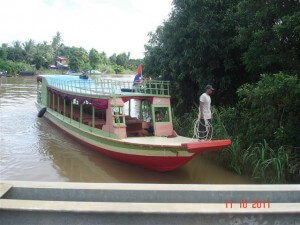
[121,136,198,147]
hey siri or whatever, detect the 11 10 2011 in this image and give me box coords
[225,199,271,208]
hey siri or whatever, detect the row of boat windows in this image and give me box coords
[47,92,106,129]
[47,92,171,137]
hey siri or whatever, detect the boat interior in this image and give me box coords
[48,92,154,137]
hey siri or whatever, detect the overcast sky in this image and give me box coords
[0,0,173,58]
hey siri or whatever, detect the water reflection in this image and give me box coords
[0,76,251,183]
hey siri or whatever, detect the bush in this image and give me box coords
[0,60,34,75]
[236,73,299,148]
[172,73,299,183]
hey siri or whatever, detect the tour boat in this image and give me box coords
[36,75,231,171]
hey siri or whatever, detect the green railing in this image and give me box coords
[47,79,170,96]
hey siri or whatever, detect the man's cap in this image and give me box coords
[205,84,215,90]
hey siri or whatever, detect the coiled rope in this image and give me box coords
[193,107,213,140]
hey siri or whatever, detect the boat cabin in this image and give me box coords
[37,75,175,139]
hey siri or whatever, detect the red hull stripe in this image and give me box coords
[69,131,193,172]
[46,115,194,172]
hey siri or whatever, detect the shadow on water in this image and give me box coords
[0,76,252,184]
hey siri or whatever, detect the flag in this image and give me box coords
[133,64,142,85]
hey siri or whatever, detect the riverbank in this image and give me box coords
[173,73,299,184]
[0,59,135,77]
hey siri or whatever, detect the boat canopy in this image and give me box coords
[38,75,170,98]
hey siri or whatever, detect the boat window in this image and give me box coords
[154,107,170,122]
[141,100,152,122]
[112,106,125,125]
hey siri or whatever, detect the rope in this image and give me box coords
[192,107,213,140]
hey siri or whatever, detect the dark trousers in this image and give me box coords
[198,119,212,139]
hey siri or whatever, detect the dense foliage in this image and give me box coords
[0,32,142,75]
[219,73,299,183]
[144,0,300,113]
[173,73,299,183]
[145,0,300,183]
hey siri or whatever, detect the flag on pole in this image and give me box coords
[133,64,142,85]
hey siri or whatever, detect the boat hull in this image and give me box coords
[74,137,194,172]
[39,105,195,172]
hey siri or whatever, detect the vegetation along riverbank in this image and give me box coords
[144,0,299,183]
[0,32,142,76]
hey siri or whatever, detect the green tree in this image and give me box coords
[69,47,90,71]
[7,41,25,62]
[235,0,300,76]
[235,73,300,148]
[144,0,247,113]
[32,42,53,69]
[89,48,101,69]
[23,39,36,64]
[109,53,117,64]
[116,52,130,67]
[0,43,8,60]
[99,51,108,65]
[51,31,62,58]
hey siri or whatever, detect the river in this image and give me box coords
[0,75,251,183]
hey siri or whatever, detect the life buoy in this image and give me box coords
[37,107,47,118]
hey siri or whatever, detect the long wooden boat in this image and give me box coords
[36,75,230,171]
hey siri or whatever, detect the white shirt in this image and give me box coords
[199,93,211,119]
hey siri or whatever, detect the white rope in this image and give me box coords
[193,107,213,140]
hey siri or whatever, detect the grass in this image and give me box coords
[172,106,294,183]
[244,141,290,183]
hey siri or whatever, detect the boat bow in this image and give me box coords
[181,140,231,153]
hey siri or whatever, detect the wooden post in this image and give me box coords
[92,106,95,129]
[70,101,73,122]
[151,105,156,136]
[48,91,50,108]
[52,93,55,111]
[57,95,60,115]
[140,100,143,119]
[63,98,66,118]
[129,99,131,117]
[80,103,83,124]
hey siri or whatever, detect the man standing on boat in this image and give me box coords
[198,84,214,139]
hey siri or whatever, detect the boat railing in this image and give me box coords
[47,79,170,96]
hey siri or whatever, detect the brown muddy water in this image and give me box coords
[0,76,251,183]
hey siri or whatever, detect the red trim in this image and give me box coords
[45,113,194,172]
[181,140,231,153]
